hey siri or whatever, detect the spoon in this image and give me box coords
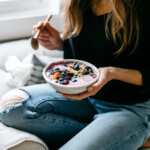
[30,14,52,50]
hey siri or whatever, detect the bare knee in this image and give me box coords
[0,90,29,111]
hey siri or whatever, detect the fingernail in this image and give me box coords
[88,87,93,92]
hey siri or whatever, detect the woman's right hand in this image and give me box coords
[32,21,63,50]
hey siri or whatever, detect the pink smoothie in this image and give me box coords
[46,61,97,86]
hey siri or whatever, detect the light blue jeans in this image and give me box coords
[0,83,150,150]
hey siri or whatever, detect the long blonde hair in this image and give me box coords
[62,0,140,55]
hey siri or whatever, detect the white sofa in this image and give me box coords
[0,38,63,150]
[0,39,149,150]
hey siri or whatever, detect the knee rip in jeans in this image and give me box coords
[0,90,29,112]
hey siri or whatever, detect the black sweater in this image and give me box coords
[63,0,150,105]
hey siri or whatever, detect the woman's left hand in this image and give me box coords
[57,67,116,100]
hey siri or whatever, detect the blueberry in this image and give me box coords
[73,76,77,78]
[73,62,77,65]
[73,63,80,70]
[55,68,60,71]
[72,79,77,82]
[60,81,64,85]
[50,71,55,75]
[59,78,64,81]
[60,72,66,77]
[82,71,89,75]
[55,81,58,83]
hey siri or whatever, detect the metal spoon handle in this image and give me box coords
[34,14,52,39]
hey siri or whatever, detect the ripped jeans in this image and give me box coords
[0,83,150,150]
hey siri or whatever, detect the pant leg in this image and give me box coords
[0,83,95,147]
[59,103,150,150]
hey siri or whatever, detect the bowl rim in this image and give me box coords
[43,59,100,88]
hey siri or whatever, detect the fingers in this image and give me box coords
[32,21,58,36]
[62,87,100,100]
[32,26,50,43]
[32,21,43,32]
[32,29,49,36]
[56,77,103,100]
[36,21,44,30]
[38,35,49,41]
[87,77,106,93]
[87,82,102,94]
[44,22,59,36]
[38,39,50,46]
[38,39,53,50]
[32,21,47,36]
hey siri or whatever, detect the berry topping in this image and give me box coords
[82,71,89,75]
[73,63,80,70]
[64,76,71,80]
[59,78,64,81]
[47,61,96,85]
[72,79,77,82]
[63,80,69,85]
[54,72,60,79]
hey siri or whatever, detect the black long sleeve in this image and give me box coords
[139,35,150,94]
[63,0,150,105]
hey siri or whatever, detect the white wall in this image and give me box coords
[0,14,63,42]
[0,0,64,42]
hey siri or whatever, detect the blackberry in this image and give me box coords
[67,73,74,77]
[86,66,94,73]
[63,80,69,85]
[64,76,71,80]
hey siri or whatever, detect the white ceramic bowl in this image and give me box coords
[43,59,100,94]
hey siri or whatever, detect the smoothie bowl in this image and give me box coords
[43,59,100,94]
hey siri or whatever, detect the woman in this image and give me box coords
[0,0,150,149]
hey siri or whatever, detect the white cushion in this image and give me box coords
[0,122,48,150]
[0,39,33,69]
[0,69,11,99]
[0,38,63,70]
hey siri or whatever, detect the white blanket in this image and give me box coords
[5,56,33,88]
[0,122,48,150]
